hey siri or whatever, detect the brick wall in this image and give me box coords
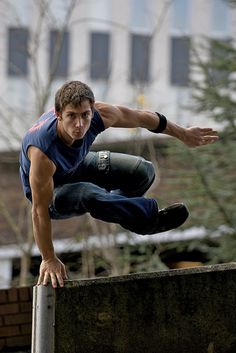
[0,287,32,352]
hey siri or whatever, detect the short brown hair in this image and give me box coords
[55,81,95,113]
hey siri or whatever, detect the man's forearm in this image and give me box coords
[32,209,55,260]
[138,110,187,141]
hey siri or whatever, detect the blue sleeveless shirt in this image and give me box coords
[19,108,105,200]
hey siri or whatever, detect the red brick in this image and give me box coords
[7,288,18,302]
[4,312,32,325]
[19,287,30,302]
[6,335,31,347]
[20,301,32,313]
[0,290,7,304]
[0,303,19,315]
[0,325,20,337]
[20,323,32,335]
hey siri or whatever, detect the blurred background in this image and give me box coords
[0,0,236,289]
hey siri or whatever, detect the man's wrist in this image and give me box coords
[42,257,57,264]
[167,123,187,142]
[42,250,56,261]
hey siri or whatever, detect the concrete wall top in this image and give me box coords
[33,263,236,353]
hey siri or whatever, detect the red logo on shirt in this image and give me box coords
[28,118,50,133]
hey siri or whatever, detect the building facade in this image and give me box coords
[0,0,235,288]
[0,0,235,149]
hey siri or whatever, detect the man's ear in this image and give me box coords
[56,111,62,120]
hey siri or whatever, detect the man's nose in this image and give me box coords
[75,118,83,128]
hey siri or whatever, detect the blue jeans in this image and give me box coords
[49,152,158,234]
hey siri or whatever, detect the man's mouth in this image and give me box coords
[74,130,82,135]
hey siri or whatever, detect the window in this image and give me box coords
[49,30,70,78]
[130,34,151,84]
[170,37,190,86]
[8,27,29,76]
[90,32,110,80]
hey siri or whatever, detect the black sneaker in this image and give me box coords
[146,203,189,234]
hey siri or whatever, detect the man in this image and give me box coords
[19,81,218,288]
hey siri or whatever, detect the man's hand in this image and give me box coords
[183,127,219,148]
[37,256,68,288]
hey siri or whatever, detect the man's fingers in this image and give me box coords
[38,271,64,288]
[50,272,58,288]
[43,272,50,286]
[198,130,219,146]
[209,131,218,136]
[56,273,65,287]
[201,129,219,137]
[202,136,219,144]
[62,265,68,280]
[37,273,44,286]
[200,127,218,135]
[37,267,47,286]
[58,263,68,285]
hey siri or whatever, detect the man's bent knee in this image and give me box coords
[130,158,155,196]
[108,153,156,196]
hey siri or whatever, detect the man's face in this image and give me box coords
[57,100,93,144]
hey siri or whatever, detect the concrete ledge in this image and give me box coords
[32,263,236,353]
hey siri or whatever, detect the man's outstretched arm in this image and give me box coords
[95,102,219,147]
[28,146,68,288]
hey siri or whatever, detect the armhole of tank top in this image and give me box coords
[26,144,58,170]
[93,110,105,131]
[43,149,58,171]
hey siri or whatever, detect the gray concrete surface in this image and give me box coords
[33,263,236,353]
